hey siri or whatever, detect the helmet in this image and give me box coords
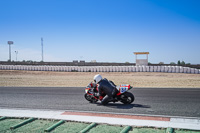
[93,74,102,84]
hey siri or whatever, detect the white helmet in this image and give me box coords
[93,74,102,84]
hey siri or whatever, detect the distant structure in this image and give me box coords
[91,60,97,63]
[41,38,44,62]
[15,51,18,62]
[134,52,149,66]
[8,41,14,61]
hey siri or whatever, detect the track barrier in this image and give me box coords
[0,65,199,74]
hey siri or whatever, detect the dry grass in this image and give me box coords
[0,70,200,88]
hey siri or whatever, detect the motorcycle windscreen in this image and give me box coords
[85,88,90,93]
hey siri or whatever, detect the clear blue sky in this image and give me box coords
[0,0,200,64]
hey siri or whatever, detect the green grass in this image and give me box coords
[129,127,165,133]
[52,121,89,133]
[175,129,200,133]
[87,124,124,133]
[0,117,200,133]
[0,118,24,133]
[13,119,57,133]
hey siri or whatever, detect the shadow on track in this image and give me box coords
[97,103,151,109]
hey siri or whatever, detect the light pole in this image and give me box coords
[8,41,14,61]
[15,51,18,62]
[41,37,44,62]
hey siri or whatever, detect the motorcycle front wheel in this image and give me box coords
[84,93,98,103]
[120,92,135,104]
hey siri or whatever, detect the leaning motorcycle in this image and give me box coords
[84,84,135,104]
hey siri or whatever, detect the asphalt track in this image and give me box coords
[0,87,200,118]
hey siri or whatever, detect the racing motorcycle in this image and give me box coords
[84,84,135,104]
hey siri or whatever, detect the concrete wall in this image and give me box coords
[0,65,199,74]
[0,61,135,66]
[136,59,148,66]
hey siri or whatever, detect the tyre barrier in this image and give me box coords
[0,65,199,74]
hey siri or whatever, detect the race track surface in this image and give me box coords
[0,87,200,117]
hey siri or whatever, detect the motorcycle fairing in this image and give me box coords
[116,84,131,94]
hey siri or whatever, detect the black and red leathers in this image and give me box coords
[98,78,118,105]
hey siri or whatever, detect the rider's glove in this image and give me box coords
[94,93,99,97]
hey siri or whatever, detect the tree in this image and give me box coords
[177,60,181,65]
[181,61,185,65]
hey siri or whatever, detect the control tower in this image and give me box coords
[134,52,149,66]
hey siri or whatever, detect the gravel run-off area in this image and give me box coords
[0,70,200,88]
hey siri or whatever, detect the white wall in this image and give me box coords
[0,65,199,74]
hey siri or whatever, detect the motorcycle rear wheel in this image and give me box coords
[120,92,134,104]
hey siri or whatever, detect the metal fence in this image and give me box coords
[0,65,199,74]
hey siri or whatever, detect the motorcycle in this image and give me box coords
[84,84,135,104]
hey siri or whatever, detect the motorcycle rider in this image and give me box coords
[93,74,118,105]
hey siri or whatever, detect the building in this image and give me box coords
[134,52,149,66]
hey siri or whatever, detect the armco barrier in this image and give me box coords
[195,69,199,74]
[146,66,149,72]
[139,66,143,72]
[153,66,157,72]
[187,68,191,73]
[0,65,199,74]
[180,67,183,73]
[164,66,168,73]
[191,68,195,74]
[172,66,176,73]
[175,66,180,73]
[168,66,172,73]
[161,66,164,72]
[183,67,188,73]
[142,66,146,72]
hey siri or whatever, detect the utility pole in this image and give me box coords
[15,51,18,62]
[41,37,44,62]
[8,41,14,61]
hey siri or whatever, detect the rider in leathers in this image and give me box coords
[94,74,118,105]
